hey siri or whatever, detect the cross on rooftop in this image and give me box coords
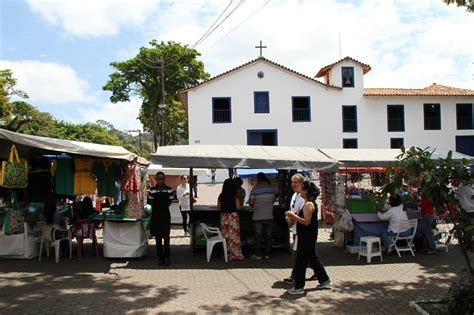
[255,40,267,57]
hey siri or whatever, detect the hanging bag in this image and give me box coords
[0,145,28,188]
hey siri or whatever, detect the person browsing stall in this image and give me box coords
[148,171,174,266]
[217,178,244,261]
[249,172,276,260]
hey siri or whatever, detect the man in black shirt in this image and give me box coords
[148,171,174,266]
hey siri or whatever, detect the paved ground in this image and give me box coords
[0,185,465,314]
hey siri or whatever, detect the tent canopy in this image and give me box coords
[321,148,473,167]
[0,129,137,161]
[151,145,338,171]
[146,164,209,176]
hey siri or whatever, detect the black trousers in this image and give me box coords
[180,210,189,232]
[155,235,170,259]
[294,236,330,289]
[290,234,317,279]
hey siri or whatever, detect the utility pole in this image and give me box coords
[158,58,166,147]
[126,129,143,154]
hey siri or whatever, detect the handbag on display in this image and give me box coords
[0,145,28,188]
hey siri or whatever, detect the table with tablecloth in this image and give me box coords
[352,211,422,246]
[89,213,150,258]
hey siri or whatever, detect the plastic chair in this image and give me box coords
[38,222,72,263]
[390,219,418,257]
[358,236,383,263]
[200,223,228,262]
[73,220,99,259]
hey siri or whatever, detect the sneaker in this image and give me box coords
[287,288,305,295]
[250,255,262,260]
[425,250,437,255]
[264,255,271,259]
[283,277,295,285]
[317,280,332,289]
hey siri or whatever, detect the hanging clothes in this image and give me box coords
[27,158,53,202]
[73,159,96,195]
[55,158,75,196]
[120,161,141,193]
[93,159,120,197]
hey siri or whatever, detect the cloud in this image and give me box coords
[26,0,160,37]
[0,60,94,104]
[141,0,473,89]
[77,99,142,131]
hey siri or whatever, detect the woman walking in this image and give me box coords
[177,175,191,236]
[285,181,331,295]
[217,178,244,261]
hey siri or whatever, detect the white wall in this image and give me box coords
[187,59,474,151]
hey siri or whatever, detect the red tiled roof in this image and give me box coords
[364,83,474,96]
[315,56,371,78]
[178,57,341,94]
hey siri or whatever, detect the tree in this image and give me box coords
[381,146,473,314]
[0,69,29,130]
[103,40,210,148]
[444,0,474,12]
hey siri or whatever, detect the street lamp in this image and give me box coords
[158,103,167,147]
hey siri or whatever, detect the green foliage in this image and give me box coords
[382,146,473,308]
[444,0,474,12]
[103,40,209,147]
[0,69,29,128]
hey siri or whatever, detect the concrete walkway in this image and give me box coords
[0,222,464,314]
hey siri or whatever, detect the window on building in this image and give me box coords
[341,67,354,87]
[457,103,473,130]
[424,103,441,130]
[212,97,231,123]
[387,105,405,132]
[247,129,278,146]
[292,96,311,122]
[342,105,357,132]
[343,138,358,148]
[390,138,404,149]
[254,91,269,113]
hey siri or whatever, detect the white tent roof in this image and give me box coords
[0,129,137,161]
[320,149,401,167]
[151,145,338,170]
[321,148,473,167]
[146,164,209,176]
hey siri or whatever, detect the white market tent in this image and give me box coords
[151,145,339,171]
[0,128,137,161]
[321,148,474,167]
[146,164,209,176]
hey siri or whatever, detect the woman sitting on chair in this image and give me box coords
[377,194,410,254]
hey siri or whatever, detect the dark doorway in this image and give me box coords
[247,129,278,146]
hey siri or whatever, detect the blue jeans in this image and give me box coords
[381,228,412,251]
[254,219,273,257]
[423,215,437,251]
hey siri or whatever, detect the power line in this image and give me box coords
[202,0,270,54]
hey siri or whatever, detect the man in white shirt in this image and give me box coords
[177,175,191,235]
[377,194,411,253]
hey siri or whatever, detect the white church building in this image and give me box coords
[179,56,474,156]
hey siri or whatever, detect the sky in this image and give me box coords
[1,0,473,132]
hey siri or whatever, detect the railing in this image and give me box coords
[388,118,405,132]
[457,117,473,130]
[424,117,441,130]
[343,119,357,132]
[213,110,231,123]
[293,108,310,121]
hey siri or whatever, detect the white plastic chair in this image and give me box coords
[38,222,72,263]
[389,219,417,257]
[200,223,228,263]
